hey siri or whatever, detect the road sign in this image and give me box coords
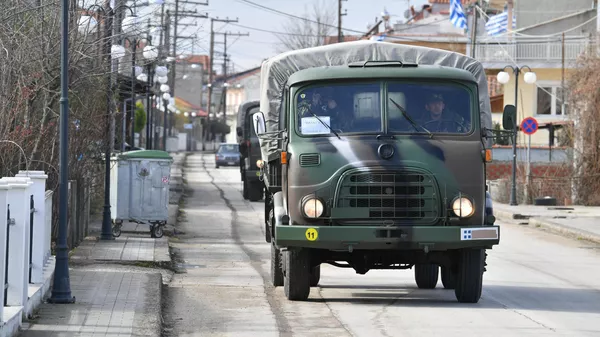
[183,123,193,130]
[520,117,538,135]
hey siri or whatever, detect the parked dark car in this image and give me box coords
[215,143,240,168]
[236,100,264,201]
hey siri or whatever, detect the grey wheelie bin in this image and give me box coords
[110,150,173,238]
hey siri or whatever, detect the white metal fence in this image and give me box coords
[0,171,53,324]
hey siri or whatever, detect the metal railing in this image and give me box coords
[4,205,13,307]
[474,37,595,64]
[28,195,34,284]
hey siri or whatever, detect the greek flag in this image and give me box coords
[449,0,467,29]
[485,11,517,36]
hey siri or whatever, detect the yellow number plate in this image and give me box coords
[305,228,318,241]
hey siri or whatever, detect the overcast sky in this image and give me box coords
[173,0,430,72]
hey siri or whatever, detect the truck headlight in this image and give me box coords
[452,197,474,218]
[302,197,324,218]
[256,159,264,168]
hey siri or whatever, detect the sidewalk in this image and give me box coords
[18,152,188,337]
[494,202,600,244]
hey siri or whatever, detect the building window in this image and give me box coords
[535,83,565,116]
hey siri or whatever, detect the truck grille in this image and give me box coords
[336,170,439,222]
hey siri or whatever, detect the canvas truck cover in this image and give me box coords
[258,40,493,160]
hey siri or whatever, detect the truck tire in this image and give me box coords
[454,248,485,303]
[271,242,283,287]
[310,265,321,287]
[414,264,439,289]
[248,182,264,201]
[284,248,311,300]
[441,266,456,289]
[242,178,249,200]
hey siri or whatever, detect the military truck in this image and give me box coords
[236,100,264,202]
[251,41,515,303]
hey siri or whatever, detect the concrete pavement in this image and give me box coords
[162,153,600,336]
[18,152,187,337]
[493,202,600,244]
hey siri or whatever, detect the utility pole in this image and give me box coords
[207,17,239,146]
[470,1,479,58]
[163,9,171,150]
[223,31,228,124]
[168,0,208,137]
[215,31,249,124]
[338,0,347,43]
[170,0,209,99]
[507,0,513,35]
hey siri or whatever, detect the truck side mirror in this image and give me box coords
[236,126,242,137]
[502,104,517,131]
[252,111,266,135]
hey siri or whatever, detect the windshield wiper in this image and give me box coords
[389,98,433,138]
[306,108,341,139]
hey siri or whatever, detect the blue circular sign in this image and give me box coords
[520,117,538,135]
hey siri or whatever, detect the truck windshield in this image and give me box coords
[248,106,259,140]
[296,81,473,136]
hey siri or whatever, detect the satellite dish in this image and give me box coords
[404,9,410,19]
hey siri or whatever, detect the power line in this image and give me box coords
[229,16,454,39]
[234,0,367,35]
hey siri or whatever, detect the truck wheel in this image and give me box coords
[454,249,485,303]
[242,179,249,200]
[414,264,439,289]
[271,242,283,287]
[441,266,456,289]
[310,265,321,286]
[284,248,311,300]
[248,182,264,201]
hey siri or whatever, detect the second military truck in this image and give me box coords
[236,100,265,202]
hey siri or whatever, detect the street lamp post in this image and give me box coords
[48,0,75,305]
[141,45,159,149]
[497,65,537,206]
[84,4,132,242]
[121,15,143,149]
[162,92,171,150]
[154,66,169,150]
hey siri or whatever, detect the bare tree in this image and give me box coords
[0,0,148,240]
[565,52,600,205]
[274,0,336,52]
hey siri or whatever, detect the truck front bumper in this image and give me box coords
[275,225,500,251]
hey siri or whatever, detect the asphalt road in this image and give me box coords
[162,153,600,337]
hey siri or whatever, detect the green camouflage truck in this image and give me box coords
[251,41,516,303]
[236,100,265,202]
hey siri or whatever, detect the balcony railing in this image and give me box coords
[474,36,595,66]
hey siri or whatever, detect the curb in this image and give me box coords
[494,209,532,221]
[495,210,600,244]
[528,218,600,244]
[134,272,163,337]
